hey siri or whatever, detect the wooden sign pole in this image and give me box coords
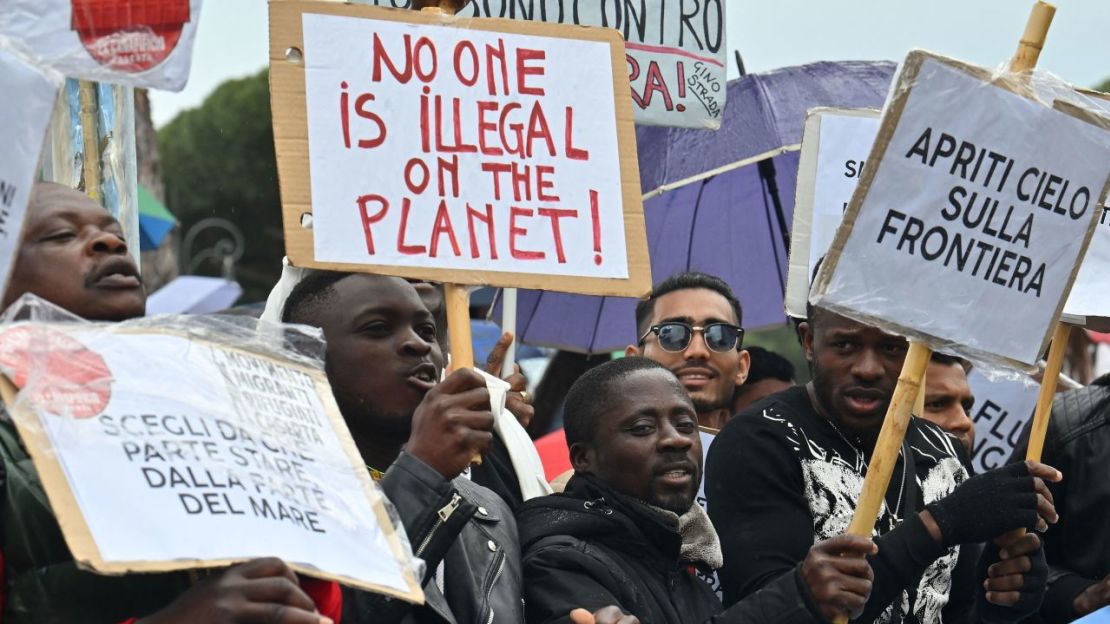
[832,5,1055,623]
[844,341,932,537]
[913,369,927,417]
[1026,323,1070,461]
[1007,1,1067,465]
[417,0,482,463]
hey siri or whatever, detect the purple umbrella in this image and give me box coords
[494,60,897,354]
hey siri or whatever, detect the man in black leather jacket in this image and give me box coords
[283,271,523,624]
[1010,373,1110,623]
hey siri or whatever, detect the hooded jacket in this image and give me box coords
[517,474,823,624]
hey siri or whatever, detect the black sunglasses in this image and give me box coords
[638,322,744,353]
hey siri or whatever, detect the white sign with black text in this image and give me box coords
[786,109,880,318]
[815,52,1110,367]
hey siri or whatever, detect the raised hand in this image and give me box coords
[800,534,878,622]
[483,331,534,429]
[406,367,494,478]
[923,461,1061,547]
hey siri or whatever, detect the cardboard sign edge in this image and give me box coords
[0,324,425,604]
[268,1,650,297]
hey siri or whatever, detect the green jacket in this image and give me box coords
[0,417,190,623]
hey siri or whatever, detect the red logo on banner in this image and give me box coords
[0,326,112,419]
[70,0,191,73]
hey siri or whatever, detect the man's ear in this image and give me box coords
[624,344,642,358]
[735,349,751,387]
[569,442,593,474]
[799,321,815,363]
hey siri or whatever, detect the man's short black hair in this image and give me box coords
[564,357,677,448]
[930,352,973,374]
[635,271,743,337]
[744,346,796,385]
[282,270,354,326]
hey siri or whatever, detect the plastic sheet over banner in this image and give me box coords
[814,50,1110,369]
[0,295,424,603]
[0,41,63,293]
[0,0,203,91]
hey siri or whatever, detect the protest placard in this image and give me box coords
[966,368,1038,474]
[0,45,62,297]
[0,0,202,91]
[270,2,650,297]
[785,108,880,318]
[813,51,1110,368]
[1062,89,1110,331]
[359,0,726,129]
[0,310,423,602]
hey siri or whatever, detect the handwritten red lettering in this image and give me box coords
[537,207,577,263]
[430,200,462,258]
[515,48,546,96]
[356,194,388,255]
[509,206,544,260]
[397,198,427,255]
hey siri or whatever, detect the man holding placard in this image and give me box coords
[282,271,524,624]
[706,306,1059,623]
[0,184,342,623]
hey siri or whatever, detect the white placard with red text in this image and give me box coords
[360,0,727,129]
[302,12,629,280]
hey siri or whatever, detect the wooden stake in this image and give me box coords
[444,284,474,372]
[846,342,932,537]
[1005,0,1065,465]
[443,283,481,464]
[913,369,927,418]
[1026,323,1071,462]
[832,342,931,624]
[1009,1,1056,73]
[416,0,483,466]
[78,80,102,203]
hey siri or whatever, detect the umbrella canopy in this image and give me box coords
[495,61,897,354]
[138,184,176,251]
[146,275,243,315]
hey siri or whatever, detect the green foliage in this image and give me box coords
[1095,77,1110,94]
[158,68,282,302]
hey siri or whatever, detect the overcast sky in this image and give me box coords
[149,0,1110,127]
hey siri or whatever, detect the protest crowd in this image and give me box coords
[1,2,1109,624]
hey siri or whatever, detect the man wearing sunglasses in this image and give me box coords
[626,272,750,431]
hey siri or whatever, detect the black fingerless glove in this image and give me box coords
[925,462,1039,547]
[974,541,1048,623]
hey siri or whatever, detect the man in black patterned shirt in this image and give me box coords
[706,307,1060,623]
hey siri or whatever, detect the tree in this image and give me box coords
[1096,77,1110,94]
[158,69,282,302]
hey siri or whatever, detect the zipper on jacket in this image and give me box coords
[482,549,506,623]
[416,493,462,556]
